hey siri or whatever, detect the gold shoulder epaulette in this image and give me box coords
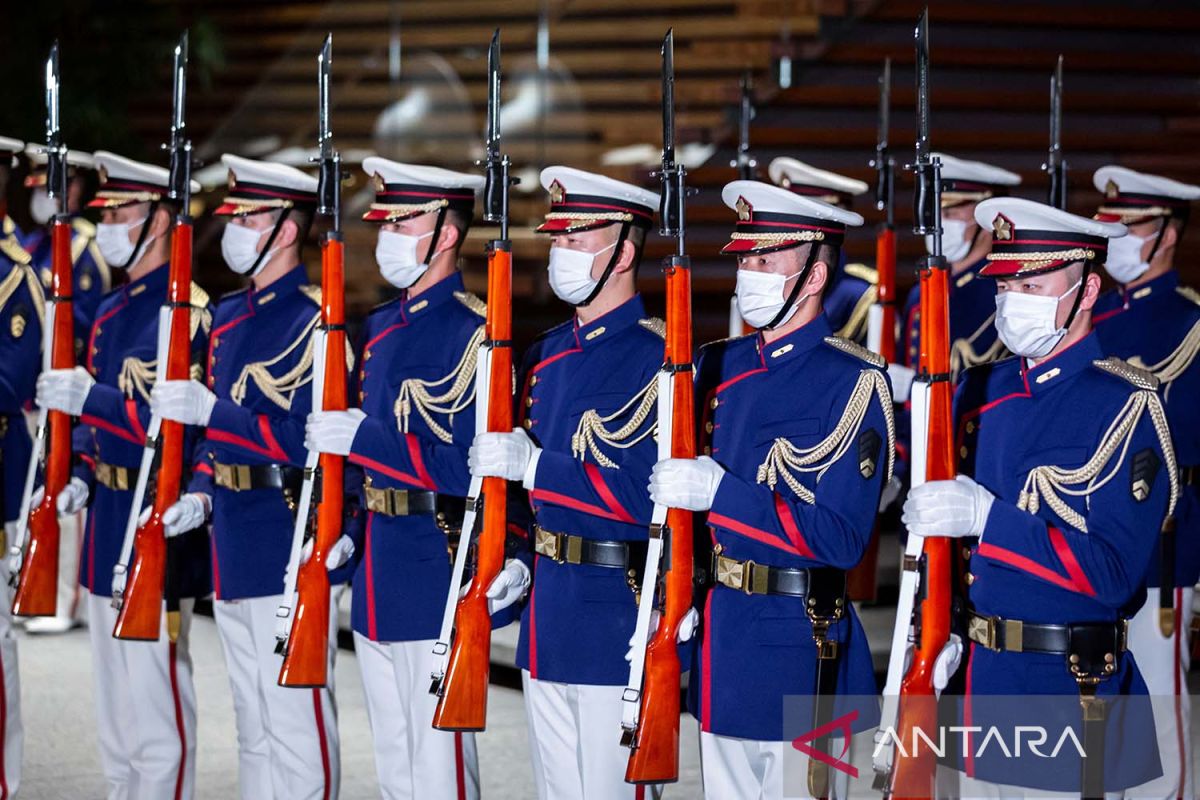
[453,290,487,317]
[1093,356,1159,391]
[189,282,210,310]
[823,335,885,369]
[842,262,879,285]
[71,217,96,239]
[638,317,666,338]
[298,284,322,306]
[1177,285,1200,307]
[0,237,32,266]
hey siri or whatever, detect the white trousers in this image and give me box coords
[700,731,851,800]
[87,593,196,800]
[354,634,480,800]
[522,671,637,800]
[0,557,21,799]
[1126,586,1195,799]
[213,594,339,800]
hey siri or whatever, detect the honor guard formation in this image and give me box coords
[2,10,1200,800]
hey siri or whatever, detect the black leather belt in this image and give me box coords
[715,553,811,596]
[363,480,437,516]
[213,461,302,493]
[533,526,628,568]
[968,612,1128,655]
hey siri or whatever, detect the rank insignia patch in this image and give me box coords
[858,428,882,479]
[1130,447,1161,502]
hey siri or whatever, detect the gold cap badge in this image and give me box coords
[992,214,1013,241]
[736,196,752,221]
[549,180,565,205]
[1105,179,1119,199]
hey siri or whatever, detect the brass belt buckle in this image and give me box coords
[365,486,386,514]
[535,527,561,561]
[96,462,113,488]
[969,614,1000,651]
[391,489,409,516]
[715,554,744,592]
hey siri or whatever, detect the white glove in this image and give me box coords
[138,492,211,537]
[36,367,96,416]
[878,475,904,513]
[648,456,725,512]
[901,632,963,693]
[902,475,994,539]
[111,567,127,599]
[300,534,356,572]
[624,607,701,662]
[485,559,531,614]
[468,428,541,483]
[305,409,367,456]
[886,362,916,404]
[32,477,90,515]
[151,379,218,426]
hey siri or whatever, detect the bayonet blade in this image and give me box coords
[914,10,931,162]
[487,29,501,153]
[45,43,60,145]
[878,58,891,151]
[661,29,676,170]
[318,34,333,157]
[1050,54,1062,161]
[172,32,188,137]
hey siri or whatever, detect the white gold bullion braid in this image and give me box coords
[118,356,156,403]
[727,231,825,244]
[1018,390,1178,531]
[543,211,633,224]
[231,312,320,410]
[950,313,1007,377]
[394,325,484,444]
[1129,318,1200,387]
[756,369,895,503]
[571,376,659,468]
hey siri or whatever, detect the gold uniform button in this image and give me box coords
[705,421,714,434]
[530,375,539,387]
[522,418,533,430]
[959,445,969,459]
[702,446,711,455]
[966,421,976,434]
[965,572,975,586]
[524,396,533,408]
[710,397,719,410]
[962,546,972,560]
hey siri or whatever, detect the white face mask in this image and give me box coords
[96,215,153,269]
[376,230,433,289]
[735,268,808,330]
[222,222,276,276]
[29,188,58,226]
[1104,231,1153,285]
[925,217,972,263]
[994,278,1082,359]
[547,242,615,305]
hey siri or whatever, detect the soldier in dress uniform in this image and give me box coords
[649,181,892,799]
[20,144,107,635]
[1089,166,1200,799]
[768,157,878,343]
[150,154,341,800]
[468,166,663,800]
[903,197,1175,796]
[0,134,37,799]
[34,151,209,800]
[302,158,485,800]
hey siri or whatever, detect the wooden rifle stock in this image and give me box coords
[626,256,694,784]
[432,241,512,731]
[279,236,347,687]
[114,222,192,640]
[14,220,74,617]
[890,264,954,798]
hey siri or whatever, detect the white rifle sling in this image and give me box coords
[431,341,492,684]
[873,377,931,777]
[620,367,673,737]
[112,305,172,607]
[866,303,884,355]
[9,300,57,570]
[274,328,327,644]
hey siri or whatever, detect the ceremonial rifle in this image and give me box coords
[875,11,954,797]
[430,28,514,730]
[11,43,74,617]
[113,32,194,641]
[731,70,756,181]
[1044,55,1067,210]
[848,58,898,604]
[620,28,695,785]
[277,33,348,687]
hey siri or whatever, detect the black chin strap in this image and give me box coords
[119,201,161,270]
[422,207,448,266]
[1061,262,1093,332]
[574,221,632,308]
[761,242,820,331]
[1144,217,1170,265]
[246,207,293,277]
